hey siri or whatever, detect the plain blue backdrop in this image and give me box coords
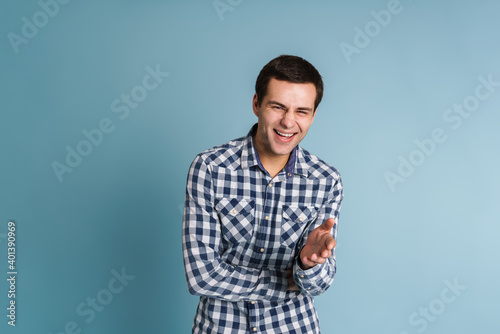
[1,0,499,333]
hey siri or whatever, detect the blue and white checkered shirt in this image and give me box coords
[182,124,343,333]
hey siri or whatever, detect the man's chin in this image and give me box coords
[270,145,295,157]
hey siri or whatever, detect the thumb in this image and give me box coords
[322,218,336,231]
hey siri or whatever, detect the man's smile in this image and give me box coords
[274,129,297,140]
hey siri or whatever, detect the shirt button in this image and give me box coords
[253,327,257,332]
[307,287,311,290]
[265,216,269,220]
[287,173,292,177]
[300,275,304,278]
[268,183,272,187]
[232,209,237,214]
[299,217,303,221]
[260,248,264,252]
[251,301,255,304]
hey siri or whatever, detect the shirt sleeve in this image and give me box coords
[293,174,343,296]
[182,154,288,302]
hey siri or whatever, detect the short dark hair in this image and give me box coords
[255,55,324,111]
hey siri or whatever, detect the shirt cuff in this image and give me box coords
[293,256,325,293]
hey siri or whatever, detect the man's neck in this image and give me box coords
[251,127,294,178]
[258,153,290,178]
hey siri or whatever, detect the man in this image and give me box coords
[182,55,343,333]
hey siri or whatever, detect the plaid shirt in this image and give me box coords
[182,124,343,334]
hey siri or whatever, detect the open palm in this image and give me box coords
[299,218,336,270]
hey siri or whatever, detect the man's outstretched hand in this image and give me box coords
[299,218,336,270]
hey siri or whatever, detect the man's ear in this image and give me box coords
[252,94,259,117]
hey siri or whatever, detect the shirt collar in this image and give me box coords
[294,146,310,178]
[240,124,260,170]
[240,123,308,179]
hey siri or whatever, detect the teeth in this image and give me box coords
[276,130,294,137]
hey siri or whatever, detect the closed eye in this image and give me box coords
[267,101,288,111]
[297,110,311,115]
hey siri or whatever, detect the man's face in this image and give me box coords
[253,78,317,159]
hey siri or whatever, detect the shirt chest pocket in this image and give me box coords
[215,198,255,244]
[281,205,318,248]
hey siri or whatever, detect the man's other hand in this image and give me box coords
[299,218,336,270]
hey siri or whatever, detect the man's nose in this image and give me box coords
[280,110,295,128]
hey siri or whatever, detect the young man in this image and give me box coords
[182,55,343,333]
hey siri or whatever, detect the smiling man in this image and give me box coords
[182,55,344,333]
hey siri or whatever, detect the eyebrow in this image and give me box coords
[267,100,287,109]
[267,100,313,112]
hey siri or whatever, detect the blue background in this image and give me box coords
[1,0,499,333]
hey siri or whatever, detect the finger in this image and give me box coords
[310,253,318,262]
[321,218,336,231]
[325,236,336,250]
[307,254,327,265]
[302,256,316,267]
[312,256,326,265]
[320,249,331,258]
